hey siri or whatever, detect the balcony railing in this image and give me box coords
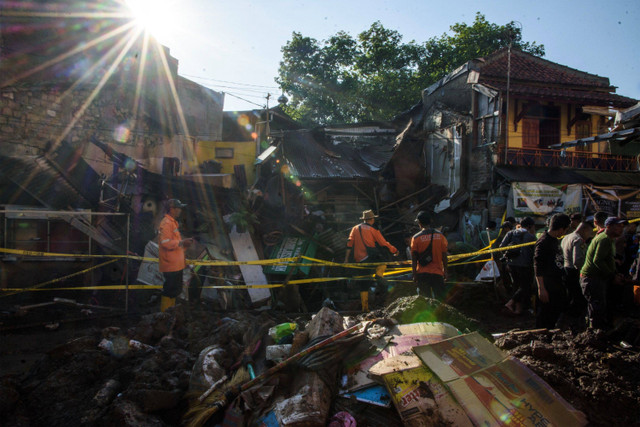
[497,147,638,171]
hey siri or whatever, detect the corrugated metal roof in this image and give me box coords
[575,170,640,186]
[282,130,394,180]
[496,165,639,186]
[496,166,591,184]
[550,127,640,148]
[0,155,95,210]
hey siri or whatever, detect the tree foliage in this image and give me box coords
[277,13,544,126]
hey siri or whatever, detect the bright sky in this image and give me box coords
[145,0,640,112]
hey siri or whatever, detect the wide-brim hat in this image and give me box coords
[361,210,378,220]
[167,199,187,209]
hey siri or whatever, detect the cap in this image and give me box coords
[415,211,431,225]
[604,216,628,227]
[360,210,378,220]
[167,199,187,209]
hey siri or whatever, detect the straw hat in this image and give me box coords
[360,210,378,220]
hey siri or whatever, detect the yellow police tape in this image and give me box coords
[0,259,118,297]
[4,216,638,293]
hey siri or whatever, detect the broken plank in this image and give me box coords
[229,226,271,306]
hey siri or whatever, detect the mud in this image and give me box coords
[0,288,639,426]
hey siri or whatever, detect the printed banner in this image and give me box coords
[583,185,640,219]
[511,182,582,216]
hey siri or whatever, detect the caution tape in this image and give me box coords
[0,247,129,259]
[0,259,119,297]
[447,241,534,262]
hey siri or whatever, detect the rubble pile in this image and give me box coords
[0,296,638,426]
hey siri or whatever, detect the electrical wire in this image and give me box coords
[181,74,279,89]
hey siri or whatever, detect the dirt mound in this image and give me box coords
[494,326,640,426]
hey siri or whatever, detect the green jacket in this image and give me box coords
[580,232,616,279]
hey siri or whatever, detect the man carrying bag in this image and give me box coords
[411,211,448,300]
[345,210,398,310]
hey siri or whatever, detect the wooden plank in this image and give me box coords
[228,227,271,305]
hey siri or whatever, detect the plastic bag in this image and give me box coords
[475,260,500,281]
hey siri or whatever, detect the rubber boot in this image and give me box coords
[161,296,176,312]
[360,291,369,312]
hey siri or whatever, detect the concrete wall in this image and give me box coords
[0,4,223,177]
[192,140,257,185]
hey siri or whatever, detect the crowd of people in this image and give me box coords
[496,212,639,331]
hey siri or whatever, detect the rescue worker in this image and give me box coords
[158,199,194,312]
[345,210,398,311]
[411,211,448,300]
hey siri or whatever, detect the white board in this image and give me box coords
[229,226,271,306]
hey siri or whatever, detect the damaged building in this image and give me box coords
[0,0,243,302]
[398,48,639,245]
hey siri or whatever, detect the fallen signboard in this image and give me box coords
[413,331,587,426]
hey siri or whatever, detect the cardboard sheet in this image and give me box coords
[413,332,587,427]
[342,322,460,392]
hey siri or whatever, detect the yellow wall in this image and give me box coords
[505,100,602,152]
[190,140,257,185]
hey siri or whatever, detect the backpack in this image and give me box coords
[502,230,524,261]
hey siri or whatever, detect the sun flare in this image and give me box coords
[125,0,177,42]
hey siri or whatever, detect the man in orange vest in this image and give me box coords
[411,211,448,300]
[345,210,398,310]
[158,199,194,312]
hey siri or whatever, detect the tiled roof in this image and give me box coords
[478,48,611,88]
[481,79,637,108]
[474,49,637,108]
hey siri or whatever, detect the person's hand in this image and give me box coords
[181,238,194,248]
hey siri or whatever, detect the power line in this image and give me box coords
[223,92,265,108]
[197,82,271,94]
[182,73,279,90]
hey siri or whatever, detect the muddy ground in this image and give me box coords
[1,282,639,426]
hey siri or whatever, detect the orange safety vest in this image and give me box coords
[347,223,397,263]
[411,229,448,276]
[158,214,186,272]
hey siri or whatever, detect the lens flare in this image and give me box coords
[113,124,130,143]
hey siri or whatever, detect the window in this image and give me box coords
[520,104,560,148]
[215,147,234,159]
[575,120,591,152]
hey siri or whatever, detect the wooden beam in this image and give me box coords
[513,101,530,132]
[379,185,433,211]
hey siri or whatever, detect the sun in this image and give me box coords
[125,0,177,42]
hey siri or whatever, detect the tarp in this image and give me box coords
[414,332,587,427]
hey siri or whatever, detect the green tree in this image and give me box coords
[277,13,544,126]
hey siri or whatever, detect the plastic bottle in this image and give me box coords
[268,322,297,342]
